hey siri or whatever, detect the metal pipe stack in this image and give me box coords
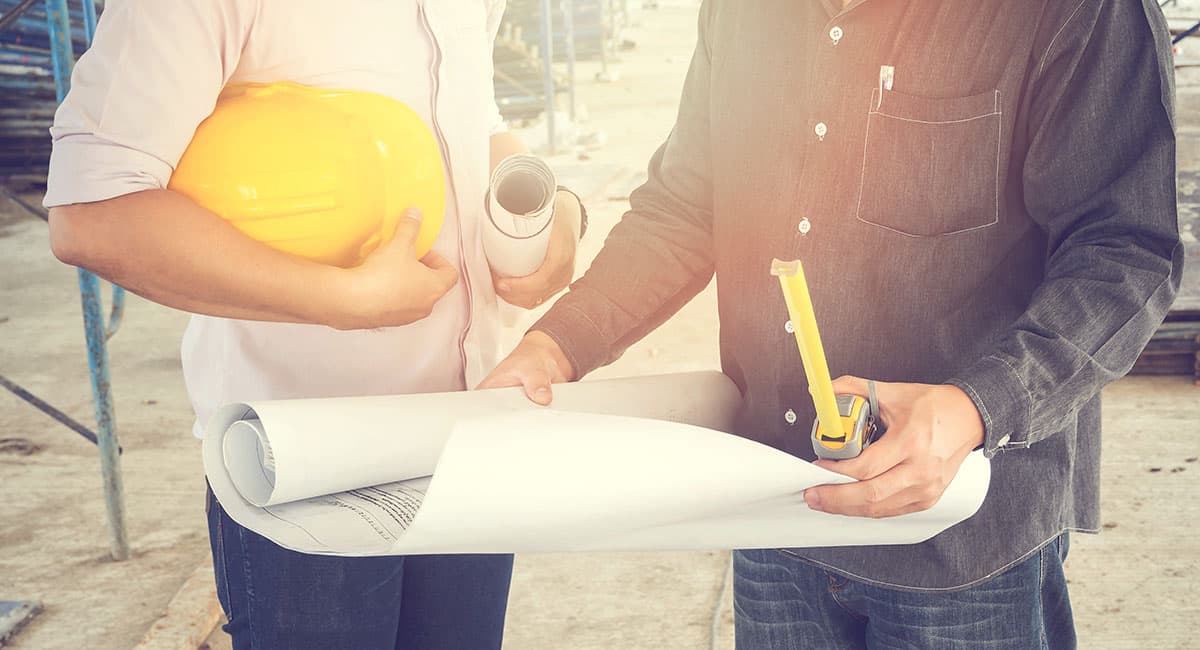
[494,0,625,123]
[505,0,614,62]
[0,0,99,186]
[494,22,564,122]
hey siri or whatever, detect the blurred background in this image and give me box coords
[1,1,1197,648]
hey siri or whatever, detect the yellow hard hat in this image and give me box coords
[169,82,446,267]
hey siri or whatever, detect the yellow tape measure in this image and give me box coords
[771,259,880,460]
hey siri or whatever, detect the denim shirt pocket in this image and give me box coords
[854,88,1002,238]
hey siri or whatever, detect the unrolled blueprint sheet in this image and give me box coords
[202,372,991,556]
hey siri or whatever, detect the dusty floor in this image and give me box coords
[2,2,1198,649]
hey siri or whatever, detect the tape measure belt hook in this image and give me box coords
[865,379,883,445]
[867,379,880,422]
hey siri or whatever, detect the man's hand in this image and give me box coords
[476,331,575,405]
[493,191,581,309]
[804,376,985,519]
[331,208,459,330]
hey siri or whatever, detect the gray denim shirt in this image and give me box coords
[534,0,1184,590]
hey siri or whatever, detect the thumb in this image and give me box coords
[389,207,424,252]
[831,375,871,398]
[420,251,460,292]
[521,367,554,406]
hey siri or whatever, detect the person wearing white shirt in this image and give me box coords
[44,1,583,647]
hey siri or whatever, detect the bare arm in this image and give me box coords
[42,0,451,330]
[49,189,457,330]
[489,131,526,172]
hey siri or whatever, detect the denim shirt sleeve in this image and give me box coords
[947,0,1184,456]
[531,1,718,377]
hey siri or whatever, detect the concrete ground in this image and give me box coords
[1,2,1198,649]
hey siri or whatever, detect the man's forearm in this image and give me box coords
[489,131,526,172]
[949,236,1182,454]
[529,2,719,378]
[49,189,350,326]
[530,160,717,378]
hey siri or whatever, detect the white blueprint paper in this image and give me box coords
[482,154,557,277]
[202,372,991,556]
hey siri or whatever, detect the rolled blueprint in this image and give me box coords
[215,371,741,508]
[203,371,992,557]
[482,154,557,277]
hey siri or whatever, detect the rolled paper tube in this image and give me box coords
[223,418,276,507]
[210,371,743,508]
[483,154,558,278]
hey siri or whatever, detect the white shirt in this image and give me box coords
[45,0,508,435]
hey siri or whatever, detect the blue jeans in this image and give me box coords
[733,535,1075,649]
[206,487,513,650]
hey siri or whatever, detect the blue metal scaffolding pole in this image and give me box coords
[43,0,130,561]
[539,0,556,154]
[562,0,576,121]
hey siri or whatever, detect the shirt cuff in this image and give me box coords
[44,134,173,208]
[530,298,612,380]
[946,355,1034,457]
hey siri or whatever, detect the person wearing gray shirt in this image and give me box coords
[481,0,1184,646]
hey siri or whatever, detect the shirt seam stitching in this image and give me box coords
[991,353,1038,440]
[1035,0,1091,78]
[855,89,1003,238]
[944,377,999,453]
[868,110,1000,126]
[542,301,610,371]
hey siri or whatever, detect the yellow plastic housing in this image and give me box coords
[169,82,446,267]
[815,395,870,451]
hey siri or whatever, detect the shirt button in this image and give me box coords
[814,122,828,141]
[785,320,795,334]
[997,434,1012,447]
[784,409,798,425]
[829,26,843,44]
[798,218,812,235]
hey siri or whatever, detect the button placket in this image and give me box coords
[800,21,841,248]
